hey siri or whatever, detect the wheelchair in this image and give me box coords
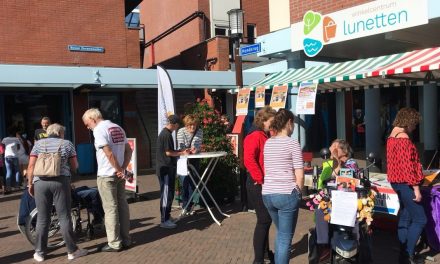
[20,189,100,248]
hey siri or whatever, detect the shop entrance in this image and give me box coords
[1,92,71,142]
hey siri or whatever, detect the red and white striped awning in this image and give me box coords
[246,46,440,93]
[369,47,440,77]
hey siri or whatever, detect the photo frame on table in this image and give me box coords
[226,134,239,157]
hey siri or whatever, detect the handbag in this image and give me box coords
[33,139,63,177]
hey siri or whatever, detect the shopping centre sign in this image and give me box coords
[291,0,428,57]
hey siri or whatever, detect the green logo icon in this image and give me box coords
[303,11,321,35]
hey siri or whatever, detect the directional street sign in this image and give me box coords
[240,43,261,56]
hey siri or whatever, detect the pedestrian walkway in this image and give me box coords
[0,174,438,263]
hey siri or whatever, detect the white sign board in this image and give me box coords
[291,0,428,57]
[330,190,358,227]
[295,82,318,115]
[125,138,137,192]
[372,186,400,215]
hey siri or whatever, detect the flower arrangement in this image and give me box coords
[182,99,239,204]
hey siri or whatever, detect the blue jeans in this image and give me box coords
[179,175,194,210]
[391,183,427,256]
[263,189,301,264]
[5,157,20,187]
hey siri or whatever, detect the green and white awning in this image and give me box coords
[244,46,440,92]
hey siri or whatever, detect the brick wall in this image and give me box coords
[0,0,140,68]
[141,0,209,68]
[242,0,270,41]
[290,0,374,23]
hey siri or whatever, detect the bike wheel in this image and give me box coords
[25,207,66,248]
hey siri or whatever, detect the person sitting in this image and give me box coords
[315,139,359,262]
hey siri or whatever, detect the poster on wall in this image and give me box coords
[236,88,251,116]
[226,134,239,157]
[296,82,318,115]
[269,85,288,110]
[125,138,137,192]
[255,86,266,108]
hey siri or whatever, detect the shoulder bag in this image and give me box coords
[33,139,63,177]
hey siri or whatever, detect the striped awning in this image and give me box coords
[247,46,440,92]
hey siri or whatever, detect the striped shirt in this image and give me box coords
[30,137,76,181]
[262,136,303,195]
[176,127,203,152]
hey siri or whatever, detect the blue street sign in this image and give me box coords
[68,45,105,53]
[240,43,261,56]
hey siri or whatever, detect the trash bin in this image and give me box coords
[76,143,96,175]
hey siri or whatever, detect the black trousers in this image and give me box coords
[247,176,272,262]
[157,167,176,223]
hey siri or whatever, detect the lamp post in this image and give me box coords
[228,9,248,211]
[228,9,244,88]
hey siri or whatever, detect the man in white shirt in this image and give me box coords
[82,108,132,252]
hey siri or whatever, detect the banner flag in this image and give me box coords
[157,65,176,143]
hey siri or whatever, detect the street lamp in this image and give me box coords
[228,8,244,88]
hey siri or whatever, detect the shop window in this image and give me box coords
[89,93,122,126]
[247,24,256,44]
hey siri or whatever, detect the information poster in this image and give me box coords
[255,86,266,108]
[296,82,318,115]
[226,134,239,157]
[125,138,137,192]
[236,88,251,116]
[269,85,288,110]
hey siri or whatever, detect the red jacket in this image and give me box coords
[243,129,268,184]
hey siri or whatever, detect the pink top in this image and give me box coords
[263,137,303,195]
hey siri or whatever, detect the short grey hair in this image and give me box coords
[82,108,103,121]
[46,123,65,137]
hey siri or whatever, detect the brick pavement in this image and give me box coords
[0,174,439,264]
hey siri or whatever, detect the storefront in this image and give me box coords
[247,0,440,164]
[0,64,264,171]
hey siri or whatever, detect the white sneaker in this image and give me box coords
[160,219,177,229]
[67,248,88,260]
[33,253,44,262]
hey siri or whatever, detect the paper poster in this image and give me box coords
[236,88,251,116]
[125,138,137,192]
[177,157,188,176]
[269,85,288,110]
[330,190,358,227]
[296,82,318,115]
[255,86,266,108]
[226,134,239,157]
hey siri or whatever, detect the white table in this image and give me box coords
[178,151,230,226]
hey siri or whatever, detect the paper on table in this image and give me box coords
[330,190,357,227]
[177,157,188,176]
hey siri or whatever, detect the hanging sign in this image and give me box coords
[269,85,288,110]
[255,86,266,108]
[296,82,318,115]
[236,88,251,116]
[125,138,137,192]
[291,0,428,57]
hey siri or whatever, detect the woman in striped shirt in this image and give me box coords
[176,114,203,215]
[262,109,304,264]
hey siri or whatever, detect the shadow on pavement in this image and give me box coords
[0,249,34,263]
[0,230,20,239]
[0,192,22,203]
[291,233,308,259]
[0,215,15,221]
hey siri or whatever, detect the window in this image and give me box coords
[247,24,256,44]
[125,12,140,28]
[215,27,227,36]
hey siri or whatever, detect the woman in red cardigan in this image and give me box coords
[244,106,276,264]
[387,107,426,264]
